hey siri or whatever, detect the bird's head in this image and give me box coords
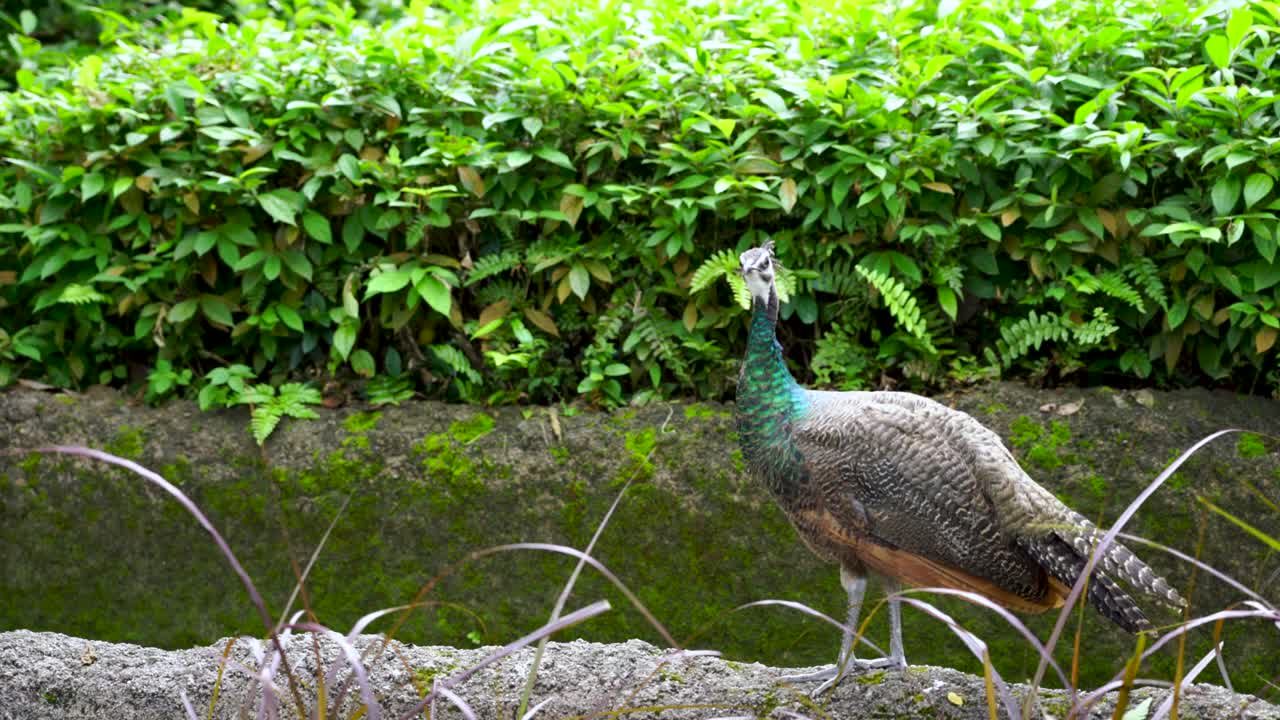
[739,240,777,304]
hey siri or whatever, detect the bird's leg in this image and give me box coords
[883,578,908,670]
[780,566,898,695]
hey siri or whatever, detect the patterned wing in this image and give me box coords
[792,392,1052,605]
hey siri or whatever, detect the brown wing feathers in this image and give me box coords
[791,393,1180,633]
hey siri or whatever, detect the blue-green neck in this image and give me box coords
[735,295,807,501]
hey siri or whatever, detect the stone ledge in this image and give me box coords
[0,630,1276,720]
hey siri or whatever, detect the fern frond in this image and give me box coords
[1096,271,1143,312]
[809,256,863,298]
[430,344,481,383]
[250,406,283,446]
[405,215,432,248]
[240,383,276,405]
[988,308,1118,367]
[855,262,936,352]
[277,382,322,418]
[1072,307,1119,345]
[775,265,797,305]
[690,248,739,294]
[726,274,750,309]
[474,279,525,306]
[1070,268,1144,312]
[991,310,1071,367]
[55,284,109,305]
[466,250,521,286]
[625,311,690,384]
[1127,257,1168,312]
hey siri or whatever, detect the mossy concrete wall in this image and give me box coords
[1,383,1277,695]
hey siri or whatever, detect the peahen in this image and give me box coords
[734,240,1184,694]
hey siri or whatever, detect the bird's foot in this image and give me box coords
[779,655,907,697]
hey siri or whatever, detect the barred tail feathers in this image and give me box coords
[1021,534,1153,633]
[1064,521,1186,611]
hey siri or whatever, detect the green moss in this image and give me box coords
[1009,416,1043,447]
[1011,417,1076,471]
[620,427,657,481]
[855,670,886,685]
[54,394,77,405]
[549,445,570,464]
[18,452,41,474]
[658,666,685,683]
[159,455,194,487]
[1086,474,1108,499]
[449,413,495,444]
[1237,433,1267,459]
[412,430,494,512]
[984,403,1007,415]
[105,425,146,460]
[684,404,718,420]
[343,410,382,433]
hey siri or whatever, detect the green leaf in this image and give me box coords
[350,349,375,377]
[937,286,958,321]
[1244,173,1274,208]
[343,274,360,318]
[1254,228,1278,263]
[753,89,788,116]
[415,275,452,316]
[535,146,574,170]
[968,247,999,275]
[19,9,36,34]
[333,321,357,360]
[342,215,364,253]
[302,210,332,244]
[1227,9,1253,52]
[81,173,105,201]
[169,299,198,323]
[275,304,304,332]
[1212,176,1241,216]
[1205,34,1231,69]
[337,154,361,182]
[365,269,412,296]
[258,189,301,226]
[569,263,590,299]
[282,250,312,280]
[200,296,234,326]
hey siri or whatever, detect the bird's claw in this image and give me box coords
[779,656,906,697]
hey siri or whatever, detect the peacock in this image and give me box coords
[734,240,1184,694]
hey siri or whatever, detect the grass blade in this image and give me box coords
[1109,633,1146,720]
[397,600,611,720]
[734,598,887,658]
[1154,643,1223,720]
[898,597,1019,720]
[1197,496,1280,552]
[1026,429,1239,719]
[433,683,476,720]
[470,543,678,646]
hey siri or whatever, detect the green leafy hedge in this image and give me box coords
[2,0,1278,406]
